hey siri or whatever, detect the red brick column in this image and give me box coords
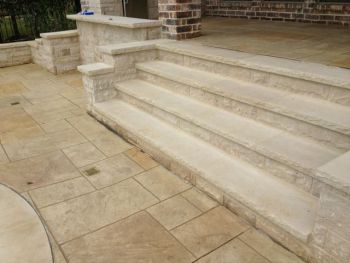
[158,0,201,40]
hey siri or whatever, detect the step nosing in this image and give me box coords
[136,61,350,135]
[117,80,340,173]
[93,100,317,241]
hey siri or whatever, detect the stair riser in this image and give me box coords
[158,50,350,107]
[90,106,314,263]
[117,89,322,196]
[138,70,350,151]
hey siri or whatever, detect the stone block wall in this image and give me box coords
[80,0,123,15]
[205,0,350,25]
[0,42,32,68]
[311,186,350,263]
[159,0,202,40]
[30,30,81,74]
[67,14,162,64]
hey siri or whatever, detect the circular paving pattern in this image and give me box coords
[0,184,53,263]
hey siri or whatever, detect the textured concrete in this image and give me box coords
[191,17,350,69]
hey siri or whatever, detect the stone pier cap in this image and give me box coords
[67,14,162,29]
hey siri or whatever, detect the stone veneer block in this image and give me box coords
[312,186,350,262]
[67,14,162,64]
[77,63,114,76]
[31,30,81,74]
[0,41,32,68]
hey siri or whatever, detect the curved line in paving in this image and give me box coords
[0,183,53,263]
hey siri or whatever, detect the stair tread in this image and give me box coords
[94,99,318,242]
[157,41,350,89]
[137,60,350,135]
[117,79,342,172]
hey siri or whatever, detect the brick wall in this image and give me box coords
[159,0,202,40]
[205,0,350,25]
[148,0,159,19]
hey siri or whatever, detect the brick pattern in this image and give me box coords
[205,0,350,26]
[159,0,202,40]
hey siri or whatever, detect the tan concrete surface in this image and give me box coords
[190,17,350,69]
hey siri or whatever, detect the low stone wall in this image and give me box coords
[0,41,32,68]
[30,30,81,74]
[67,14,162,64]
[206,0,350,25]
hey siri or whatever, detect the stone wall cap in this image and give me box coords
[98,39,175,55]
[0,41,32,49]
[40,30,78,39]
[67,14,162,29]
[77,63,114,76]
[316,151,350,195]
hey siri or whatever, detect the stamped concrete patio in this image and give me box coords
[0,64,304,262]
[189,17,350,69]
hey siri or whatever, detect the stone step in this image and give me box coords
[116,79,343,194]
[157,42,350,106]
[136,60,350,151]
[92,99,318,244]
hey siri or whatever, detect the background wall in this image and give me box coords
[205,0,350,25]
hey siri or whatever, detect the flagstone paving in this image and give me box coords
[0,63,305,262]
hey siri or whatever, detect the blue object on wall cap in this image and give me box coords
[81,10,94,15]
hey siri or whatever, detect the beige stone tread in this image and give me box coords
[157,42,350,90]
[93,100,318,242]
[117,79,342,173]
[137,60,350,136]
[316,151,350,195]
[0,184,53,263]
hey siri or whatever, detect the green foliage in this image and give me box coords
[0,0,80,43]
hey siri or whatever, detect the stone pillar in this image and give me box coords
[158,0,201,40]
[80,0,123,16]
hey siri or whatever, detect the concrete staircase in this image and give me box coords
[79,40,350,262]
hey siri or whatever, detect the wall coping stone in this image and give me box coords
[78,63,114,76]
[40,30,78,39]
[98,39,174,55]
[67,14,162,29]
[0,41,32,49]
[316,151,350,196]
